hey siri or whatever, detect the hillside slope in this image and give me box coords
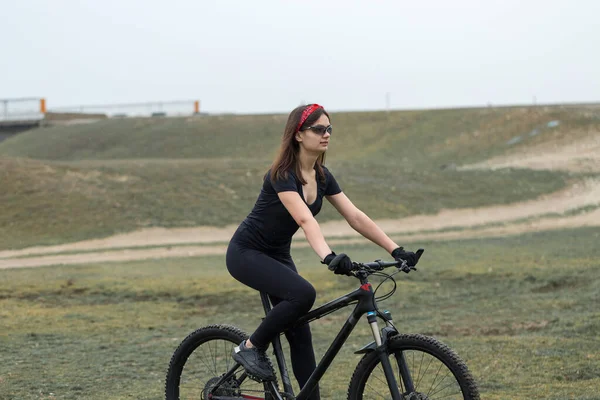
[2,105,598,250]
[2,106,598,165]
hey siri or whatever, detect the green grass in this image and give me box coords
[1,227,599,399]
[3,104,597,250]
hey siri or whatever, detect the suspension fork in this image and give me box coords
[366,311,402,400]
[395,352,415,394]
[380,310,415,395]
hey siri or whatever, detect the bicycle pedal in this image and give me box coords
[247,372,275,383]
[237,363,276,383]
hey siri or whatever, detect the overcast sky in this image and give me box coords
[2,0,599,114]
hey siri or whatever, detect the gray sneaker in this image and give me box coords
[232,340,276,382]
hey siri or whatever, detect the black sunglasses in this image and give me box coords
[302,124,332,135]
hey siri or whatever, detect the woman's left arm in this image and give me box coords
[326,192,398,254]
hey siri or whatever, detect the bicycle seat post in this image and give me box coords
[260,292,272,316]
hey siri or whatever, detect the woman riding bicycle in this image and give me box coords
[226,103,420,400]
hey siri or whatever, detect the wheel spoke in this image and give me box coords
[373,365,391,387]
[425,359,446,396]
[416,350,425,383]
[212,339,219,375]
[197,346,216,375]
[206,338,216,375]
[414,351,434,391]
[224,339,230,372]
[364,363,404,399]
[365,380,392,399]
[427,379,463,399]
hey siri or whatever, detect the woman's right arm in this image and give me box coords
[278,191,332,261]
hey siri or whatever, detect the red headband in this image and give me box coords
[297,104,323,132]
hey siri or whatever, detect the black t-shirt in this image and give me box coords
[232,166,342,254]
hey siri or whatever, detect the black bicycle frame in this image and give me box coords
[209,278,405,399]
[260,280,399,400]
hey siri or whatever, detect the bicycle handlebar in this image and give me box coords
[352,248,425,275]
[354,259,401,269]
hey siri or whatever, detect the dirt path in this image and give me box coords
[2,132,599,269]
[459,131,600,173]
[2,207,600,269]
[2,178,599,263]
[1,179,599,269]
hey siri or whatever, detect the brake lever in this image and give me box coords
[399,260,412,274]
[350,262,365,276]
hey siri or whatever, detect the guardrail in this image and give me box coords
[0,97,45,122]
[48,100,201,118]
[0,98,202,122]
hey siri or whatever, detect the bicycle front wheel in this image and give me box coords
[165,324,277,400]
[348,334,479,400]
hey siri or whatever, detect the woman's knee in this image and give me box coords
[295,281,316,313]
[225,242,241,277]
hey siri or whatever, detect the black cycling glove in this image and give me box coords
[322,252,354,276]
[391,247,419,267]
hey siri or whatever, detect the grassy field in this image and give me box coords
[3,105,598,250]
[1,227,599,399]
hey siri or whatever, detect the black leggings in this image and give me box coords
[226,239,319,399]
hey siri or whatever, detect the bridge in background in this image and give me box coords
[0,97,202,141]
[0,97,46,136]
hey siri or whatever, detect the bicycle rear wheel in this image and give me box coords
[348,334,479,400]
[165,324,278,400]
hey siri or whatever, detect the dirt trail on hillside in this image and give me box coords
[2,178,599,262]
[2,179,600,269]
[459,131,600,173]
[2,132,600,269]
[2,208,600,269]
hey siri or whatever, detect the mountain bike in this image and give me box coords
[165,250,480,399]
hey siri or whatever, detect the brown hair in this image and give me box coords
[270,104,330,185]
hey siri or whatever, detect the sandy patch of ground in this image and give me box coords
[459,132,600,173]
[0,226,239,259]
